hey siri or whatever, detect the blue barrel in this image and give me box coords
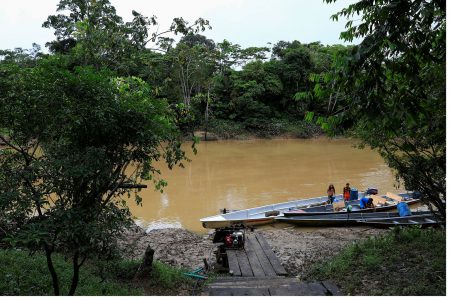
[397,202,411,217]
[350,188,358,200]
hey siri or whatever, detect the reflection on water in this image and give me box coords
[126,138,403,233]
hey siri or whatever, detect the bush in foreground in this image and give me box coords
[305,227,445,296]
[0,249,197,296]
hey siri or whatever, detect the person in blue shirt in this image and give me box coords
[360,197,374,209]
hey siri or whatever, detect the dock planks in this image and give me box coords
[207,231,342,296]
[208,277,343,296]
[225,232,287,277]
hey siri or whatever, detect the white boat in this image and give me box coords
[200,192,364,229]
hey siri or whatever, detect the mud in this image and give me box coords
[119,224,386,277]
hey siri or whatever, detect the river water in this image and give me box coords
[127,138,403,233]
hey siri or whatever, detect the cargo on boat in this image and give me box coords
[282,192,421,217]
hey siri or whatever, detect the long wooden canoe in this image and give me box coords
[275,211,433,227]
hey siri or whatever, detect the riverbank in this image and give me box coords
[119,218,445,296]
[305,226,446,295]
[119,225,386,278]
[191,118,323,141]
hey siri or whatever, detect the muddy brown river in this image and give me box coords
[127,138,403,233]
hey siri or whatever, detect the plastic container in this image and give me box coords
[397,202,411,217]
[350,188,358,200]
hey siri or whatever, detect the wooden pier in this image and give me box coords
[207,232,342,296]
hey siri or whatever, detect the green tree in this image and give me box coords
[168,38,216,107]
[0,56,187,295]
[316,0,445,218]
[43,0,210,73]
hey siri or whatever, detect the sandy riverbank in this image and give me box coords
[119,224,387,277]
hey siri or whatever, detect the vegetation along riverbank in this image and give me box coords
[1,224,443,296]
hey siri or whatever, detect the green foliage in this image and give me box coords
[151,261,192,289]
[316,0,446,217]
[91,258,141,281]
[43,0,211,73]
[307,227,446,296]
[0,249,142,296]
[0,55,188,295]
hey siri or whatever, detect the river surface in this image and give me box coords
[127,138,403,233]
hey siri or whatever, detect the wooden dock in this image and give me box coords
[207,231,342,296]
[226,232,288,277]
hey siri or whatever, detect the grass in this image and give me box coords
[0,249,200,296]
[0,249,142,296]
[305,226,446,296]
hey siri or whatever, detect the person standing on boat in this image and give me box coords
[327,184,336,204]
[343,183,351,202]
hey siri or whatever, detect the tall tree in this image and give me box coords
[43,0,211,72]
[0,0,211,295]
[316,0,446,218]
[0,57,187,295]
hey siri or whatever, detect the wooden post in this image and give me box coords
[135,245,155,278]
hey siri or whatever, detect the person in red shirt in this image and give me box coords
[343,183,351,201]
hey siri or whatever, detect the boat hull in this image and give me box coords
[276,211,433,227]
[200,194,346,229]
[199,192,417,229]
[201,217,276,229]
[357,215,441,228]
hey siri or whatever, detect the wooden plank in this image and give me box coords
[243,238,266,277]
[270,282,324,296]
[209,288,270,296]
[371,195,387,205]
[226,250,241,277]
[246,234,276,277]
[307,282,329,295]
[269,285,301,296]
[211,276,288,283]
[234,249,254,277]
[254,232,288,276]
[386,192,403,202]
[209,288,233,296]
[209,277,299,288]
[321,281,344,296]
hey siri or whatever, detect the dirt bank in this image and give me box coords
[119,224,386,277]
[259,226,386,278]
[119,227,217,271]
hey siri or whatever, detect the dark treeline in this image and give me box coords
[1,36,349,139]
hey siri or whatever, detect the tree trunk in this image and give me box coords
[68,251,80,296]
[204,88,210,141]
[44,244,60,296]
